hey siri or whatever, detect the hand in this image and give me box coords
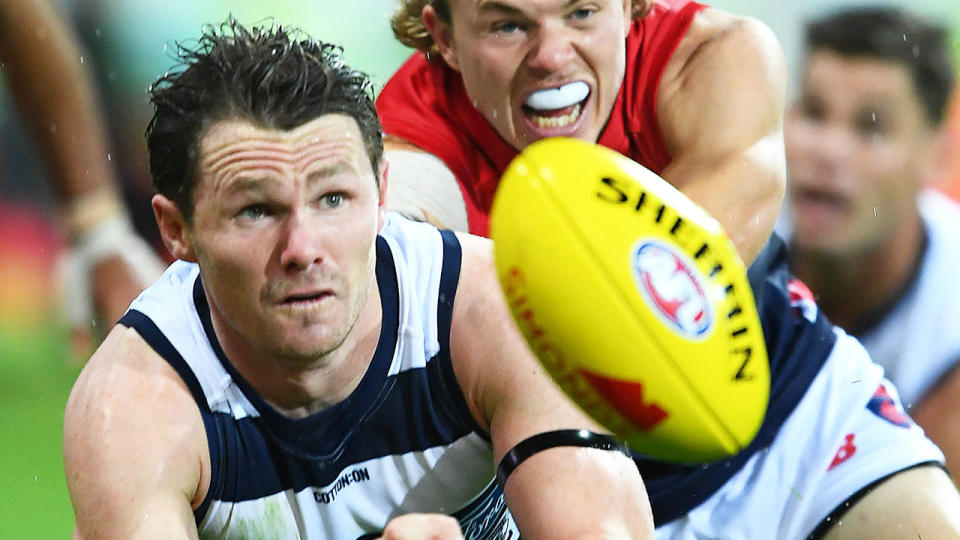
[58,212,166,362]
[377,514,464,540]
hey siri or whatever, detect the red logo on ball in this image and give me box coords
[632,240,713,339]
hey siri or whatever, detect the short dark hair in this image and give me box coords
[146,17,384,222]
[804,6,955,126]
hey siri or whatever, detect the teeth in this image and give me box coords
[525,81,589,111]
[530,103,582,129]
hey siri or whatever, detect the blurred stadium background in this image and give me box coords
[0,0,957,537]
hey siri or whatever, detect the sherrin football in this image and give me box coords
[490,137,769,463]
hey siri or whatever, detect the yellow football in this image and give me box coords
[490,138,769,463]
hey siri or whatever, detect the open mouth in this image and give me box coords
[792,187,850,210]
[522,81,590,131]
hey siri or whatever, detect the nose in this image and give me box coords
[527,21,576,73]
[279,210,324,272]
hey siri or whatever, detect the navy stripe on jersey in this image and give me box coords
[117,309,222,521]
[165,233,484,503]
[635,238,838,525]
[437,229,460,353]
[192,236,400,462]
[119,309,210,411]
[431,230,487,438]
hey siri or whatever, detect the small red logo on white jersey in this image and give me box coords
[828,433,857,471]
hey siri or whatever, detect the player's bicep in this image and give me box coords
[64,329,202,539]
[658,13,787,263]
[383,137,469,231]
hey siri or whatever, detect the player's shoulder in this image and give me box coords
[667,7,782,81]
[64,325,208,534]
[65,325,198,438]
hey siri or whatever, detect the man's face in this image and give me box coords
[785,50,937,256]
[186,114,386,361]
[433,0,632,150]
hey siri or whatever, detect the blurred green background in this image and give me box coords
[0,0,958,537]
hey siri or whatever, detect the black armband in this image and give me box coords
[496,429,632,489]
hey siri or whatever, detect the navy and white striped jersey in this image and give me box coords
[119,214,519,540]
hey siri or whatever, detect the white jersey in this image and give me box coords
[858,189,960,407]
[655,328,944,539]
[120,213,519,540]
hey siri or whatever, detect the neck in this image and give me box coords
[212,278,383,418]
[790,213,924,333]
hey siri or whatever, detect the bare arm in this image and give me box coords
[657,10,787,264]
[910,362,960,487]
[0,0,111,203]
[0,0,164,338]
[383,136,469,231]
[64,326,207,539]
[449,233,654,539]
[820,465,960,539]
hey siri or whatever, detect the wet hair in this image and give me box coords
[391,0,654,55]
[146,17,383,222]
[804,6,955,126]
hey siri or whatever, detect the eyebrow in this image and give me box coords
[304,161,350,182]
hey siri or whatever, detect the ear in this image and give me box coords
[423,4,461,72]
[377,158,390,231]
[152,194,197,262]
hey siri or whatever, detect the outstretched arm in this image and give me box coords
[0,0,163,346]
[64,326,207,538]
[450,233,654,539]
[657,9,787,265]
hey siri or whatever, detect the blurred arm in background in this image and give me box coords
[0,0,164,356]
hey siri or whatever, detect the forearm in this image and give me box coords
[503,446,654,539]
[0,0,117,204]
[661,133,786,265]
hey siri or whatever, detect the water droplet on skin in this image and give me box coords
[491,109,498,119]
[107,154,112,162]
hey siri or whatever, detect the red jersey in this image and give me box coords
[376,0,708,236]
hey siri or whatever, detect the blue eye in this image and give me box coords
[238,204,268,220]
[493,21,521,34]
[570,7,595,20]
[321,193,344,208]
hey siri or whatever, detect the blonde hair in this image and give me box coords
[391,0,655,55]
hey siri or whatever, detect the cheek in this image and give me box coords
[857,143,914,192]
[462,50,514,101]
